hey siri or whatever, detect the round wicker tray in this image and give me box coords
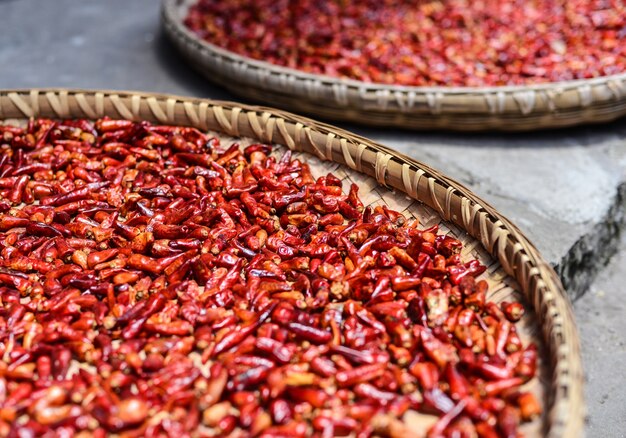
[162,0,626,131]
[0,89,583,436]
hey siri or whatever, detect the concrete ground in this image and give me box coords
[575,234,626,438]
[1,0,625,435]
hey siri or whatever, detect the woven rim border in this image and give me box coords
[162,0,626,131]
[0,89,584,436]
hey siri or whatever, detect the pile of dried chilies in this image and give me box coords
[0,118,540,436]
[185,0,626,86]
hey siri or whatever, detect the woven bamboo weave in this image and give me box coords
[162,0,626,131]
[0,89,584,436]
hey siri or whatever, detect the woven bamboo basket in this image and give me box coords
[0,89,583,436]
[162,0,626,131]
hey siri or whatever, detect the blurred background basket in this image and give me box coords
[0,89,584,436]
[162,0,626,132]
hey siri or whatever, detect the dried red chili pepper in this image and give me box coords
[185,0,626,87]
[0,118,539,437]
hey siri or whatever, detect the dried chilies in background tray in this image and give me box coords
[185,0,626,87]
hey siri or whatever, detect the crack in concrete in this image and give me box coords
[556,183,626,301]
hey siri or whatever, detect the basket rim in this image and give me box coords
[0,87,585,437]
[163,0,626,96]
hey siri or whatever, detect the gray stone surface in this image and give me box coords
[1,0,626,434]
[0,0,231,100]
[575,234,626,438]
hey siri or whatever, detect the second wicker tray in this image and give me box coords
[162,0,626,131]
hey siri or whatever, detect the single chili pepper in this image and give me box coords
[96,119,134,132]
[255,337,294,364]
[213,321,259,356]
[286,322,332,344]
[501,301,525,322]
[7,174,29,204]
[336,363,387,387]
[310,356,338,377]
